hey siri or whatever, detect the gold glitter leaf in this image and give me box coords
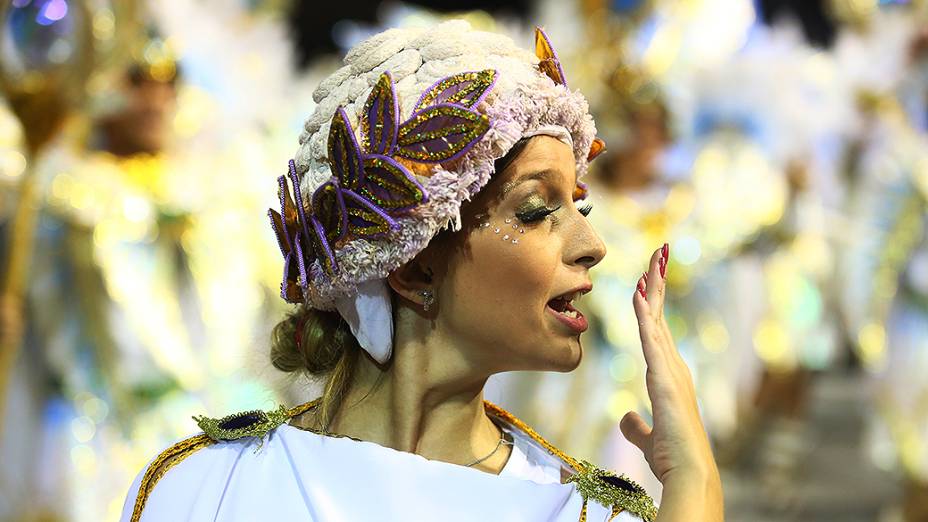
[395,104,490,163]
[361,72,399,154]
[413,69,498,112]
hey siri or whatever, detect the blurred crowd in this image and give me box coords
[2,0,928,521]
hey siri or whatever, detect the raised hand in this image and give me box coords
[620,244,724,521]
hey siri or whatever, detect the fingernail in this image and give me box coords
[659,257,666,279]
[662,243,669,260]
[642,271,648,282]
[637,280,646,298]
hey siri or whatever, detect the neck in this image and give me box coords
[317,310,510,472]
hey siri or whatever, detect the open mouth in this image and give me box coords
[545,290,589,333]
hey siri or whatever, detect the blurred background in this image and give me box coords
[1,0,928,520]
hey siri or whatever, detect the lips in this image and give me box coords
[545,290,589,333]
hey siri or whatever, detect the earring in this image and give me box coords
[420,289,435,311]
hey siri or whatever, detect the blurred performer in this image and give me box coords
[839,25,928,520]
[4,38,191,521]
[1,32,258,521]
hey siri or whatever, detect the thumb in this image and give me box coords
[620,411,652,453]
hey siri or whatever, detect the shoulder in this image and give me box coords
[120,402,319,522]
[485,400,658,522]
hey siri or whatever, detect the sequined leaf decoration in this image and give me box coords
[413,69,498,112]
[534,27,568,87]
[341,189,398,239]
[328,107,365,190]
[395,104,490,163]
[587,137,606,161]
[308,180,348,277]
[267,170,312,303]
[360,154,427,211]
[267,207,305,303]
[363,72,399,155]
[310,180,348,244]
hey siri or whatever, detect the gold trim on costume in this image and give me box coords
[130,434,214,522]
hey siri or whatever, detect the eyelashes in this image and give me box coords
[516,205,561,223]
[515,202,593,223]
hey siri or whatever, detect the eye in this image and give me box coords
[577,203,593,217]
[516,204,562,223]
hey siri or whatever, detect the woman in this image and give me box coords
[121,21,722,521]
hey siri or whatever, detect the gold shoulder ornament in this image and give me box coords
[193,405,291,443]
[566,460,658,522]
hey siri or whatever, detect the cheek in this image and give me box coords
[441,223,564,361]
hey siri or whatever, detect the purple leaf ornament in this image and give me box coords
[360,154,427,211]
[362,72,400,155]
[327,107,365,190]
[341,189,399,239]
[394,103,490,163]
[413,70,498,112]
[308,180,348,277]
[268,171,312,303]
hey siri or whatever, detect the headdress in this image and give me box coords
[269,21,604,362]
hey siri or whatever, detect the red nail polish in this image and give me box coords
[662,243,669,260]
[642,271,648,281]
[637,280,646,298]
[659,257,666,278]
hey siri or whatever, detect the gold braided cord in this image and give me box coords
[609,505,625,520]
[287,397,322,418]
[578,500,588,522]
[483,400,584,471]
[130,434,213,522]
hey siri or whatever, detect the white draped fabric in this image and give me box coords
[121,413,644,521]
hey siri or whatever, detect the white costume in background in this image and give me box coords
[121,402,653,521]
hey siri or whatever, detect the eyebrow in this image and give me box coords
[501,169,576,198]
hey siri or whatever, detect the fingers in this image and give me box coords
[643,243,668,318]
[620,411,653,453]
[633,274,664,370]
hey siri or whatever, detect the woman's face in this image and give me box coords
[436,135,606,373]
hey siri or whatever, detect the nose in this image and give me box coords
[568,212,606,270]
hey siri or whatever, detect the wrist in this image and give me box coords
[660,465,724,521]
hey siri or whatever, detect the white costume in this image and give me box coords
[121,401,654,521]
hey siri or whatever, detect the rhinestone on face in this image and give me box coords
[494,227,500,234]
[512,224,518,229]
[505,218,512,223]
[503,234,510,240]
[512,239,518,244]
[519,228,525,233]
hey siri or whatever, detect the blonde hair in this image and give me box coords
[270,308,360,429]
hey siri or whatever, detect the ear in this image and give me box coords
[386,255,435,308]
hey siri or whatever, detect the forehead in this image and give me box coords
[499,135,577,194]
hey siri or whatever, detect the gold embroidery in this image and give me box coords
[130,434,213,522]
[566,461,657,522]
[193,405,291,443]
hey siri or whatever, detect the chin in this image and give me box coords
[542,336,584,373]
